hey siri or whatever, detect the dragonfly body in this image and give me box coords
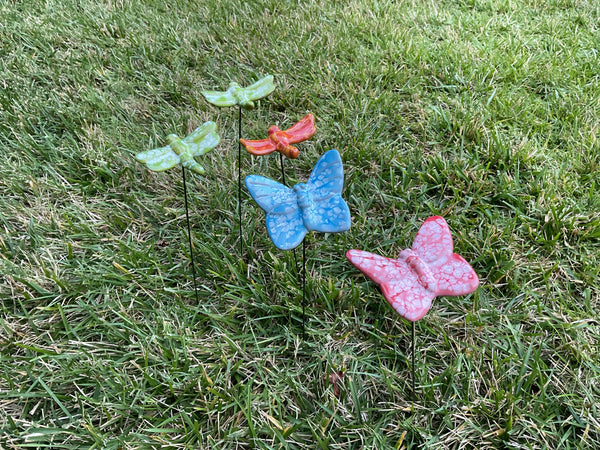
[226,82,252,107]
[202,75,275,109]
[135,122,220,175]
[240,114,316,159]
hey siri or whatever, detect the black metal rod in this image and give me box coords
[281,151,300,333]
[287,158,298,293]
[238,105,243,258]
[411,321,416,398]
[302,239,306,339]
[280,151,300,332]
[182,166,200,305]
[279,152,286,186]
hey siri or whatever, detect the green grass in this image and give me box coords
[1,0,599,448]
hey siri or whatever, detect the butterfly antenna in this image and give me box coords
[238,105,244,259]
[181,167,200,305]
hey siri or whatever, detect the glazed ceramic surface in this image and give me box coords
[347,216,479,321]
[240,113,315,159]
[245,149,351,250]
[135,122,219,174]
[202,75,275,109]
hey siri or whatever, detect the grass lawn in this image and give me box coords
[1,0,599,448]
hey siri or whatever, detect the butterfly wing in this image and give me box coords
[136,145,180,171]
[244,75,275,101]
[201,89,237,107]
[433,253,479,296]
[283,113,316,144]
[411,216,454,264]
[346,249,435,321]
[412,216,479,296]
[239,138,277,156]
[245,175,307,250]
[303,150,351,233]
[181,121,220,156]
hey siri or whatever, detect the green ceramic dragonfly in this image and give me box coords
[136,121,220,174]
[202,75,275,109]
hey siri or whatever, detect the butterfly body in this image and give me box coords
[240,114,316,159]
[135,122,220,175]
[347,216,478,322]
[398,249,437,291]
[202,75,275,110]
[245,149,351,250]
[293,183,311,209]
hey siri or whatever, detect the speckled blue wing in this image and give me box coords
[245,150,351,250]
[244,175,307,250]
[303,150,351,233]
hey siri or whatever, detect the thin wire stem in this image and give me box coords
[280,152,300,332]
[182,167,200,305]
[411,321,416,399]
[279,152,286,186]
[280,154,299,288]
[302,239,306,339]
[238,105,243,258]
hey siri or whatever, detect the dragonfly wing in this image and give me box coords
[202,90,237,107]
[245,175,306,250]
[284,114,316,144]
[136,146,180,171]
[181,121,215,144]
[189,130,219,156]
[245,75,275,101]
[346,249,434,321]
[240,138,277,156]
[182,122,220,156]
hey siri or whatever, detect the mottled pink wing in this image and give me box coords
[411,216,479,296]
[346,249,435,322]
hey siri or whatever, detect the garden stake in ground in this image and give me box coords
[346,216,479,398]
[241,113,317,305]
[245,149,351,336]
[202,75,275,258]
[135,121,220,304]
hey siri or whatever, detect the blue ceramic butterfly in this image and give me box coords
[245,149,351,250]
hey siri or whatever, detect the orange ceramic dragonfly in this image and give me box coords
[240,113,315,159]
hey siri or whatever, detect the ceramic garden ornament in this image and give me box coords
[245,149,351,250]
[347,216,479,321]
[135,122,220,174]
[201,75,275,109]
[240,113,316,159]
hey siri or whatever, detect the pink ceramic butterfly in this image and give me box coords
[346,216,479,321]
